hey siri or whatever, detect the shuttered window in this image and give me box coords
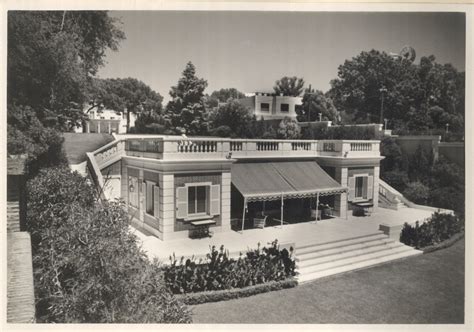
[176,183,221,219]
[128,176,139,208]
[349,175,374,201]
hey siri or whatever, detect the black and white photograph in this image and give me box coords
[2,1,472,329]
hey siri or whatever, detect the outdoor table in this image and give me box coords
[353,202,374,216]
[189,219,216,238]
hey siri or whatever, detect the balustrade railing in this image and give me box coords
[121,136,380,160]
[256,141,279,151]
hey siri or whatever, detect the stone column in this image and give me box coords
[108,121,111,134]
[159,174,175,241]
[334,167,348,218]
[220,172,232,232]
[373,166,380,210]
[97,121,101,133]
[86,122,90,133]
[121,163,128,207]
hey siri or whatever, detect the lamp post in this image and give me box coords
[445,123,449,134]
[379,86,388,125]
[384,118,388,130]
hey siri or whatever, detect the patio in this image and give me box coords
[131,206,433,263]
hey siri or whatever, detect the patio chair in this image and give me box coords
[253,215,268,229]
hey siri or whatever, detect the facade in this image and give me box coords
[239,93,302,120]
[75,107,137,134]
[88,135,383,241]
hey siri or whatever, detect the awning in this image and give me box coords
[231,161,347,202]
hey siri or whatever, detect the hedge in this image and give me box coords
[175,279,298,305]
[423,232,464,254]
[163,240,296,295]
[400,212,464,249]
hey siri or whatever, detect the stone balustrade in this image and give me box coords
[118,136,380,160]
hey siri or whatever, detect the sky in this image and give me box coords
[97,11,466,103]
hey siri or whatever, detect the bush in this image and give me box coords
[277,117,301,139]
[381,170,409,192]
[400,212,464,249]
[403,181,430,205]
[176,279,298,305]
[163,240,296,294]
[27,167,191,323]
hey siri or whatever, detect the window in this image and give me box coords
[176,183,221,220]
[146,181,155,215]
[188,186,207,215]
[355,177,365,198]
[128,176,139,208]
[280,103,289,112]
[348,175,373,201]
[260,103,270,112]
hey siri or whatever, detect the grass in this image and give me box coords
[62,133,115,164]
[191,239,465,324]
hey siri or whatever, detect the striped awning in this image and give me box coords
[231,161,347,202]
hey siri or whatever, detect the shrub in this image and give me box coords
[381,170,409,192]
[403,181,430,205]
[176,279,298,305]
[399,212,464,249]
[27,167,191,323]
[277,117,301,139]
[163,240,296,294]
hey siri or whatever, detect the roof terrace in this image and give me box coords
[91,135,381,168]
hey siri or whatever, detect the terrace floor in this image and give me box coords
[131,207,433,263]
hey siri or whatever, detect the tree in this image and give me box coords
[165,62,209,135]
[296,87,339,122]
[27,167,192,323]
[277,117,301,139]
[273,76,305,97]
[207,88,245,108]
[328,50,464,133]
[403,181,430,205]
[208,99,256,138]
[8,11,125,130]
[88,78,163,133]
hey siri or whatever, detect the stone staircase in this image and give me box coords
[295,232,421,283]
[378,179,408,210]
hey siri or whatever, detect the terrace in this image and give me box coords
[91,135,381,169]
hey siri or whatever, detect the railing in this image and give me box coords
[93,140,125,168]
[120,136,381,160]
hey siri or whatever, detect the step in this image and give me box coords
[297,241,404,269]
[296,233,387,256]
[298,245,414,275]
[297,247,421,283]
[297,237,397,262]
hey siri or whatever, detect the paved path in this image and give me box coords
[132,207,433,262]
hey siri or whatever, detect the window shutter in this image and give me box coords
[348,177,355,201]
[154,186,160,218]
[176,187,188,219]
[367,176,374,200]
[209,184,220,216]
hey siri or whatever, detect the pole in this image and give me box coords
[315,192,320,222]
[379,86,387,124]
[280,194,284,228]
[241,198,247,233]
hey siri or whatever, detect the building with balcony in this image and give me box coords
[86,135,383,241]
[239,93,302,120]
[75,107,137,134]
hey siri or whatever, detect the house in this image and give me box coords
[75,107,137,134]
[239,93,302,120]
[87,135,382,241]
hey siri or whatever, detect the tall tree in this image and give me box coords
[329,50,464,132]
[8,11,125,130]
[89,78,163,132]
[273,76,305,97]
[207,88,245,108]
[296,87,339,122]
[208,99,256,138]
[165,62,209,135]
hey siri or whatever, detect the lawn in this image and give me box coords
[191,239,465,324]
[62,133,115,164]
